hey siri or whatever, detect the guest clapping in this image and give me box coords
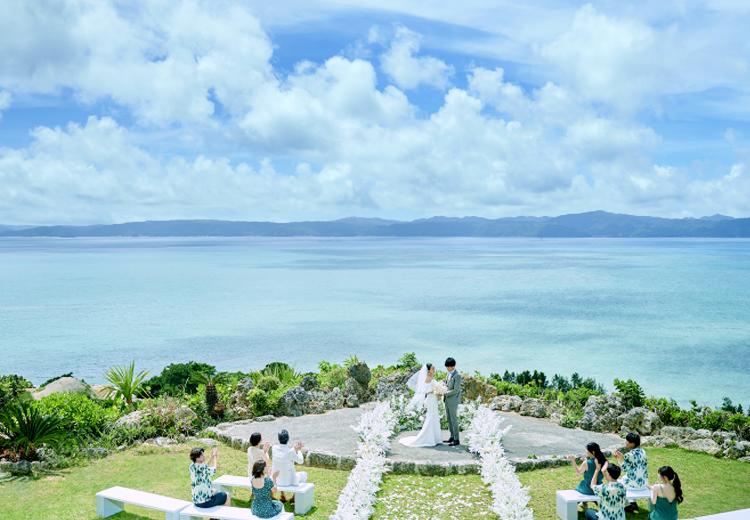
[585,463,627,520]
[615,432,649,512]
[247,432,271,477]
[188,446,230,508]
[271,429,308,487]
[251,460,284,519]
[568,442,608,496]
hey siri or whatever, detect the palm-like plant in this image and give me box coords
[104,361,149,406]
[0,401,65,460]
[197,373,224,418]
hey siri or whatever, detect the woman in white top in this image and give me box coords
[247,432,271,477]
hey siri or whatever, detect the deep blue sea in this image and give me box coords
[1,237,749,406]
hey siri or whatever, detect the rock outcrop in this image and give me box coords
[578,395,626,432]
[32,377,90,400]
[490,395,523,412]
[618,407,663,435]
[519,398,549,418]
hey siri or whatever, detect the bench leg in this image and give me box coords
[294,488,314,515]
[96,496,124,518]
[555,496,577,520]
[165,512,182,520]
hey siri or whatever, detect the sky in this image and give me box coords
[1,0,750,225]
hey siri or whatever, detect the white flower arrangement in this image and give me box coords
[330,401,397,520]
[433,381,448,397]
[466,405,534,520]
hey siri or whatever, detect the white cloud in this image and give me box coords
[0,0,273,125]
[380,26,454,90]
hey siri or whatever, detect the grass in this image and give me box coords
[3,445,749,519]
[2,441,349,520]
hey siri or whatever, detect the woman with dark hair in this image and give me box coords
[247,431,271,477]
[585,463,627,520]
[650,466,682,520]
[250,460,284,518]
[568,442,608,496]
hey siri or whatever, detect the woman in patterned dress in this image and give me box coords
[251,460,284,519]
[649,466,682,520]
[586,463,628,520]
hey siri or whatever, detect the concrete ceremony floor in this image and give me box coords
[209,405,622,475]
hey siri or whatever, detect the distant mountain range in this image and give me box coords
[2,211,749,237]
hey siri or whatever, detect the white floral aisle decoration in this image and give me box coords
[465,405,534,520]
[330,401,397,520]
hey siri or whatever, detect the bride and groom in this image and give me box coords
[399,357,463,448]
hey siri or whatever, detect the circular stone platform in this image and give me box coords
[208,405,622,475]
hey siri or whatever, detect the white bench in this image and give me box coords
[556,488,651,520]
[96,486,192,520]
[214,474,315,515]
[179,504,294,520]
[692,509,750,519]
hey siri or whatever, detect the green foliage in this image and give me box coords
[257,375,281,392]
[105,361,150,406]
[140,397,198,436]
[645,397,689,426]
[344,355,361,368]
[721,397,744,415]
[562,386,602,408]
[613,378,646,408]
[35,393,119,443]
[144,362,216,397]
[560,410,584,429]
[247,388,280,416]
[317,361,347,390]
[0,374,33,410]
[260,362,299,387]
[0,401,65,460]
[197,373,224,419]
[395,352,420,370]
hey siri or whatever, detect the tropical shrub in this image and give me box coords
[0,374,32,410]
[395,352,420,370]
[613,378,646,408]
[104,361,149,406]
[196,373,224,419]
[260,362,299,386]
[318,361,348,390]
[139,397,199,436]
[0,401,65,460]
[35,393,119,443]
[145,362,216,397]
[247,388,280,417]
[256,375,281,392]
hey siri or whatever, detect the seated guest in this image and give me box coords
[615,432,649,512]
[188,447,229,508]
[586,463,627,520]
[568,442,608,496]
[247,432,271,477]
[650,466,683,520]
[251,460,284,519]
[271,429,307,497]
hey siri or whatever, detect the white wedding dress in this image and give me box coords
[399,377,442,448]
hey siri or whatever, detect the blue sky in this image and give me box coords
[1,1,749,224]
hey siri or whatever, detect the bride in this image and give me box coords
[398,363,443,448]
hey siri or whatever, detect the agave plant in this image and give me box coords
[0,401,65,460]
[260,362,300,387]
[104,361,149,406]
[197,372,224,419]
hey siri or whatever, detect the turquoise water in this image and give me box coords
[1,237,748,406]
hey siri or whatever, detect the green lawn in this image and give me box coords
[3,445,749,520]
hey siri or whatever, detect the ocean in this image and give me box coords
[1,236,748,406]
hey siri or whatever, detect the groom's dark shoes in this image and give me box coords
[443,438,454,444]
[448,440,460,446]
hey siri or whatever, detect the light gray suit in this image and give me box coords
[444,370,462,442]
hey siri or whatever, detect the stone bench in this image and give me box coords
[179,504,293,520]
[691,509,750,519]
[555,488,651,520]
[214,474,315,515]
[96,486,192,520]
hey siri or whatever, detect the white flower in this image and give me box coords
[330,401,396,520]
[466,406,534,520]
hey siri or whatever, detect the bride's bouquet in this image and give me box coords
[433,381,448,397]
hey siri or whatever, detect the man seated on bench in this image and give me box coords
[271,429,307,503]
[614,432,649,513]
[586,463,627,520]
[189,446,230,509]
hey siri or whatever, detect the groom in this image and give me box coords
[443,357,462,446]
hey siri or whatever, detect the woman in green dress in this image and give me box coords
[251,460,284,519]
[650,466,682,520]
[568,442,608,495]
